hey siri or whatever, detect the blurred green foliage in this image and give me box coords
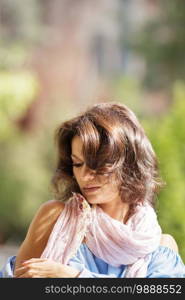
[0,71,38,140]
[0,71,52,242]
[143,81,185,261]
[130,0,185,90]
[109,75,147,121]
[110,76,141,110]
[0,43,29,70]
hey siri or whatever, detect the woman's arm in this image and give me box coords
[14,200,65,273]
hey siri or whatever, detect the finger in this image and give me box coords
[14,266,28,277]
[16,272,34,278]
[15,262,41,276]
[22,258,47,265]
[16,270,44,278]
[15,274,27,278]
[15,267,37,278]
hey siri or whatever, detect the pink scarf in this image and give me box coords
[41,193,162,277]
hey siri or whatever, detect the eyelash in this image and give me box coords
[72,163,84,168]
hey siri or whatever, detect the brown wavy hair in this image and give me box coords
[51,102,164,217]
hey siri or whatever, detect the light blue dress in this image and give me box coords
[0,244,185,278]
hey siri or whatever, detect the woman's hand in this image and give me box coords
[14,258,80,278]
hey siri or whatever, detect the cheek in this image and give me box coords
[73,168,81,182]
[103,183,119,195]
[73,168,77,178]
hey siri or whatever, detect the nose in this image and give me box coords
[81,164,96,181]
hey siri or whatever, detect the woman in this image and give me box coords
[1,102,185,278]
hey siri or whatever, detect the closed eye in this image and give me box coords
[72,163,84,168]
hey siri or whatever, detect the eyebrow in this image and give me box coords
[71,154,84,161]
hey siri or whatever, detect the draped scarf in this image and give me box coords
[41,193,162,277]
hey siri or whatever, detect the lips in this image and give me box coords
[83,186,101,193]
[83,186,100,189]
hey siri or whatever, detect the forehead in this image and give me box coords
[71,135,84,157]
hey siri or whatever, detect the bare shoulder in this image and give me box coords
[26,199,65,240]
[160,234,179,253]
[38,199,65,218]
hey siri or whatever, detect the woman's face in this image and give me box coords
[71,135,121,205]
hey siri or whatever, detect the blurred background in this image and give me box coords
[0,0,185,268]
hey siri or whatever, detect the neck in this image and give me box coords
[98,199,130,224]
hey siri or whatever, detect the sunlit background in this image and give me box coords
[0,0,185,268]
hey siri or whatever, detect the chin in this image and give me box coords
[85,195,104,204]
